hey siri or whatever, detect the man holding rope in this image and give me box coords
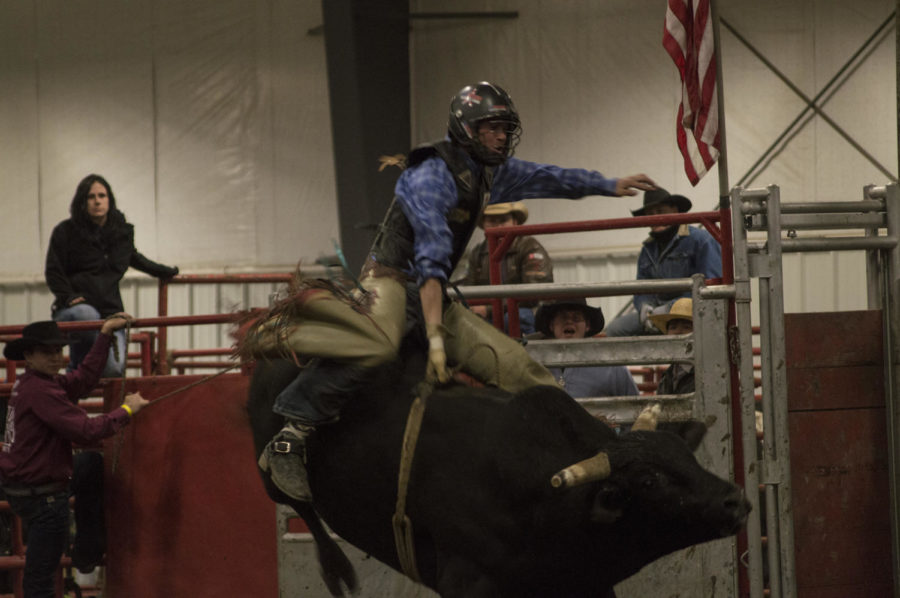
[0,314,147,597]
[245,81,655,503]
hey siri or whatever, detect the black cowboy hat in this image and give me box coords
[535,298,605,338]
[631,186,692,216]
[3,321,69,361]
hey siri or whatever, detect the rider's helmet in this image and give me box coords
[448,82,521,165]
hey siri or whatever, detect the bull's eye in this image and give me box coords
[640,472,665,489]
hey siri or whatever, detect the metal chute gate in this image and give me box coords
[731,182,900,598]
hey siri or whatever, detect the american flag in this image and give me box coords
[663,0,719,185]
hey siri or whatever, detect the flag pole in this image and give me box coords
[710,0,729,198]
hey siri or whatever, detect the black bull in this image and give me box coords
[246,342,751,598]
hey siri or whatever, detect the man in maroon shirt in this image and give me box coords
[0,315,147,598]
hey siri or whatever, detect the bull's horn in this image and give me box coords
[631,403,662,431]
[551,452,611,488]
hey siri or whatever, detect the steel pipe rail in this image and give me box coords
[746,213,886,230]
[698,284,736,299]
[524,334,693,367]
[747,236,899,253]
[868,185,888,199]
[162,273,295,284]
[450,278,694,301]
[0,313,243,336]
[737,187,773,200]
[485,209,724,238]
[742,199,886,215]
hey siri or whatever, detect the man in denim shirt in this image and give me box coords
[604,187,721,336]
[248,81,656,502]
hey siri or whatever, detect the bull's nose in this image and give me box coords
[724,490,751,515]
[718,491,751,536]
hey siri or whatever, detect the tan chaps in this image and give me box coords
[442,301,558,392]
[254,275,557,392]
[256,274,407,368]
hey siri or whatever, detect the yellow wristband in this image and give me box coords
[121,404,134,417]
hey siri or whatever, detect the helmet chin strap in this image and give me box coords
[469,140,509,166]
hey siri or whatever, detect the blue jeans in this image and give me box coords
[273,361,372,426]
[53,304,127,377]
[4,453,105,597]
[273,281,422,426]
[6,490,69,598]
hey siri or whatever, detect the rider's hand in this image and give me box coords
[425,323,451,385]
[614,174,656,197]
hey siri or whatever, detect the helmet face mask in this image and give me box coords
[448,82,522,165]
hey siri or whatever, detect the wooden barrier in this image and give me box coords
[102,372,278,597]
[786,310,893,597]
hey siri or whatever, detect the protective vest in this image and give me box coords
[368,140,494,278]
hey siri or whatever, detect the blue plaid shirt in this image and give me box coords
[395,153,618,284]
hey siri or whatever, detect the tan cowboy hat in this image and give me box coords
[479,201,528,227]
[648,298,693,333]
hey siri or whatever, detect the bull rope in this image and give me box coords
[392,392,428,583]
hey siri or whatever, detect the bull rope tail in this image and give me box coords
[110,317,133,476]
[392,393,428,583]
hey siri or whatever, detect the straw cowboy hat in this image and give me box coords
[3,320,69,361]
[648,298,693,333]
[479,201,529,227]
[535,298,605,338]
[631,187,692,216]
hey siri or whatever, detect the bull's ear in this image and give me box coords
[677,420,707,452]
[590,485,623,524]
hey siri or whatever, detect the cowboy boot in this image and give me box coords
[259,421,315,502]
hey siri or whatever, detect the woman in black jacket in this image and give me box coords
[45,174,179,376]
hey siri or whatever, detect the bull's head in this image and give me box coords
[550,404,750,541]
[550,404,661,489]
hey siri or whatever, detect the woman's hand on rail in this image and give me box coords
[101,312,135,335]
[614,174,656,197]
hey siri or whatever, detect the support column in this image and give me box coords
[321,0,410,272]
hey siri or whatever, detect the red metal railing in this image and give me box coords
[156,274,291,374]
[483,205,734,337]
[0,314,244,387]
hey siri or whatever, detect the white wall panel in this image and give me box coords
[0,0,893,325]
[34,1,157,259]
[0,0,338,280]
[0,3,43,276]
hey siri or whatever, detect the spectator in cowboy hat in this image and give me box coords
[603,186,721,337]
[534,298,639,398]
[648,297,695,395]
[0,316,148,594]
[454,201,553,335]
